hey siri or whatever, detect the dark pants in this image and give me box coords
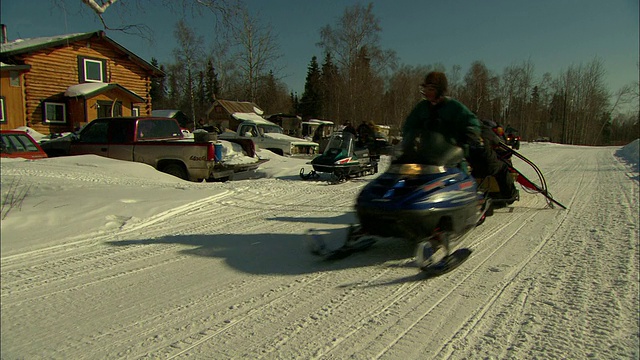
[468,145,517,199]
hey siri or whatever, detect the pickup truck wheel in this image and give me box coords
[161,164,188,180]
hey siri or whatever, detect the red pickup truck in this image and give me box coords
[40,117,267,181]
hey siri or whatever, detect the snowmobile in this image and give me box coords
[299,131,378,184]
[352,132,490,274]
[505,128,521,150]
[307,134,566,275]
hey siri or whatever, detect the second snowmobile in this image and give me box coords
[300,131,378,183]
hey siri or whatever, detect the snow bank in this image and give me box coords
[616,139,639,172]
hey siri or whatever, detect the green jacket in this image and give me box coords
[402,97,481,156]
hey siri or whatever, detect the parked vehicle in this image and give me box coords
[303,119,334,152]
[300,131,378,183]
[219,118,319,156]
[39,117,267,181]
[532,136,551,142]
[505,127,521,149]
[1,130,48,159]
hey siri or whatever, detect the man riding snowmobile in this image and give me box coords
[307,73,565,273]
[308,73,565,272]
[402,71,518,204]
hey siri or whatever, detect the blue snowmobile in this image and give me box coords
[307,131,566,275]
[299,131,378,184]
[306,132,488,273]
[354,132,490,273]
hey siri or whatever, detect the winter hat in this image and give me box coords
[422,71,448,96]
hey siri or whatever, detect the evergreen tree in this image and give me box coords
[196,70,206,122]
[290,92,300,114]
[321,53,340,120]
[149,58,166,109]
[257,71,279,114]
[299,56,323,119]
[204,59,220,102]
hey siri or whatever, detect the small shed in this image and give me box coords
[205,99,264,132]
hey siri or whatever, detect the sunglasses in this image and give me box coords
[419,84,438,96]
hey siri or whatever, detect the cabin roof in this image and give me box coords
[0,30,164,77]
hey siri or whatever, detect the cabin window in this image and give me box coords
[0,97,6,123]
[9,71,20,87]
[44,102,67,123]
[97,100,122,118]
[78,56,107,83]
[132,106,140,116]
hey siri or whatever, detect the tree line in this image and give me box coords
[148,2,638,145]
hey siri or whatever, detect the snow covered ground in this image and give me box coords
[1,141,638,359]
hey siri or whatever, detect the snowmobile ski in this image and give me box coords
[416,240,472,276]
[306,227,376,260]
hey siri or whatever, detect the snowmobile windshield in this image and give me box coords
[323,131,355,156]
[398,131,464,167]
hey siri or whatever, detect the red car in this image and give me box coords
[1,130,48,159]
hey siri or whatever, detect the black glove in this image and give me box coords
[468,135,484,150]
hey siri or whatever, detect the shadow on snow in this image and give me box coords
[105,229,419,277]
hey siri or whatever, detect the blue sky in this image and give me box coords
[1,0,638,98]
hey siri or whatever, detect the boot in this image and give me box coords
[496,166,518,202]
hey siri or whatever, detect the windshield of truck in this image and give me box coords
[258,125,283,135]
[138,119,183,139]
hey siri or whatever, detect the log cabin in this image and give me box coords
[0,27,163,134]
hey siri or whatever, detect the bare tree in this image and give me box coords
[447,64,463,99]
[317,2,396,124]
[173,19,205,129]
[460,61,493,118]
[381,64,429,130]
[496,60,536,138]
[229,8,282,102]
[317,3,395,72]
[206,36,241,99]
[56,0,241,41]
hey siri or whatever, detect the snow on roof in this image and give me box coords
[0,32,90,54]
[307,119,334,125]
[64,83,110,97]
[152,110,181,118]
[63,83,144,102]
[231,112,274,124]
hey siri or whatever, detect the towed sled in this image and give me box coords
[307,134,566,275]
[300,131,378,184]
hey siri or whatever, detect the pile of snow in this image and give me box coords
[221,142,271,165]
[615,138,639,172]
